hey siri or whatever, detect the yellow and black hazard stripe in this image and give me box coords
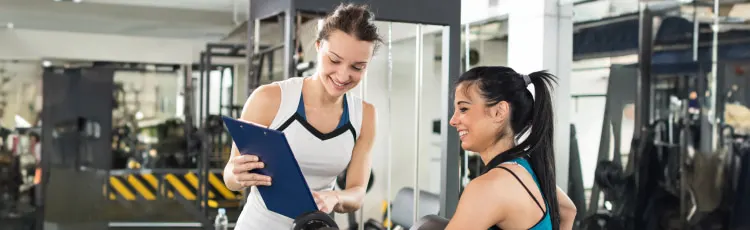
[107,173,159,201]
[105,171,241,208]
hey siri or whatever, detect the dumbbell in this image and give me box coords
[292,211,339,230]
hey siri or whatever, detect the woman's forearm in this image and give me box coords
[556,186,577,230]
[334,186,366,213]
[560,214,574,230]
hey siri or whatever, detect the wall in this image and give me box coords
[468,40,508,67]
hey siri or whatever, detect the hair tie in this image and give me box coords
[522,74,531,86]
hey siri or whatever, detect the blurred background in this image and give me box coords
[0,0,749,229]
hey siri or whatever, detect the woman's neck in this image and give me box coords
[305,74,343,108]
[479,137,515,165]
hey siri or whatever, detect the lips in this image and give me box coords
[329,76,350,90]
[458,130,468,139]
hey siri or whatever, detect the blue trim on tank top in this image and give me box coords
[296,94,349,128]
[505,157,553,230]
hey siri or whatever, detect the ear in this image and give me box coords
[492,101,510,124]
[315,40,321,52]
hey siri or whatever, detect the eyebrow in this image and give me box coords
[328,51,368,65]
[457,101,471,105]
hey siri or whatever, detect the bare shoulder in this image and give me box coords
[482,164,537,197]
[362,101,376,122]
[483,164,548,224]
[446,172,514,229]
[241,83,281,127]
[249,83,281,102]
[469,169,523,204]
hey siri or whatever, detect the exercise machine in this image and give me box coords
[584,2,750,229]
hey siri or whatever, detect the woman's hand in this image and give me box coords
[312,191,340,213]
[231,154,272,188]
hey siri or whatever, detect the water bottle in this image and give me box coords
[215,208,229,230]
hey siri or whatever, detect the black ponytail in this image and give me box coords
[456,67,560,230]
[525,71,561,230]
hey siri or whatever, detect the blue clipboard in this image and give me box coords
[221,116,318,219]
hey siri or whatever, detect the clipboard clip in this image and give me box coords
[239,124,267,135]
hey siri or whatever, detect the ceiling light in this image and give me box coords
[5,23,13,29]
[73,0,82,3]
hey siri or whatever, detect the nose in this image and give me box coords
[332,69,353,82]
[449,112,459,127]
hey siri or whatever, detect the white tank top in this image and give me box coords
[235,77,363,229]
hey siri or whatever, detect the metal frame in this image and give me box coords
[192,41,288,227]
[635,4,654,148]
[197,43,245,219]
[248,0,462,219]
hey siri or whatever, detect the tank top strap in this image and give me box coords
[268,77,305,130]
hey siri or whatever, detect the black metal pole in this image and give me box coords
[635,6,653,143]
[206,46,213,126]
[199,53,206,128]
[268,52,274,80]
[218,67,224,163]
[201,130,211,221]
[202,45,212,218]
[184,65,194,176]
[197,53,205,212]
[229,66,235,118]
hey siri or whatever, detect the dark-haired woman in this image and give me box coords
[222,3,381,229]
[446,67,577,230]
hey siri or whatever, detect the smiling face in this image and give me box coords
[315,29,375,97]
[449,82,509,152]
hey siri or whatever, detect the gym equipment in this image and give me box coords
[292,211,339,230]
[290,213,449,230]
[410,215,449,230]
[728,137,750,229]
[152,118,199,168]
[390,188,440,229]
[584,3,750,229]
[41,67,115,229]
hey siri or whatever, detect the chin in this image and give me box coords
[460,142,474,152]
[324,84,348,97]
